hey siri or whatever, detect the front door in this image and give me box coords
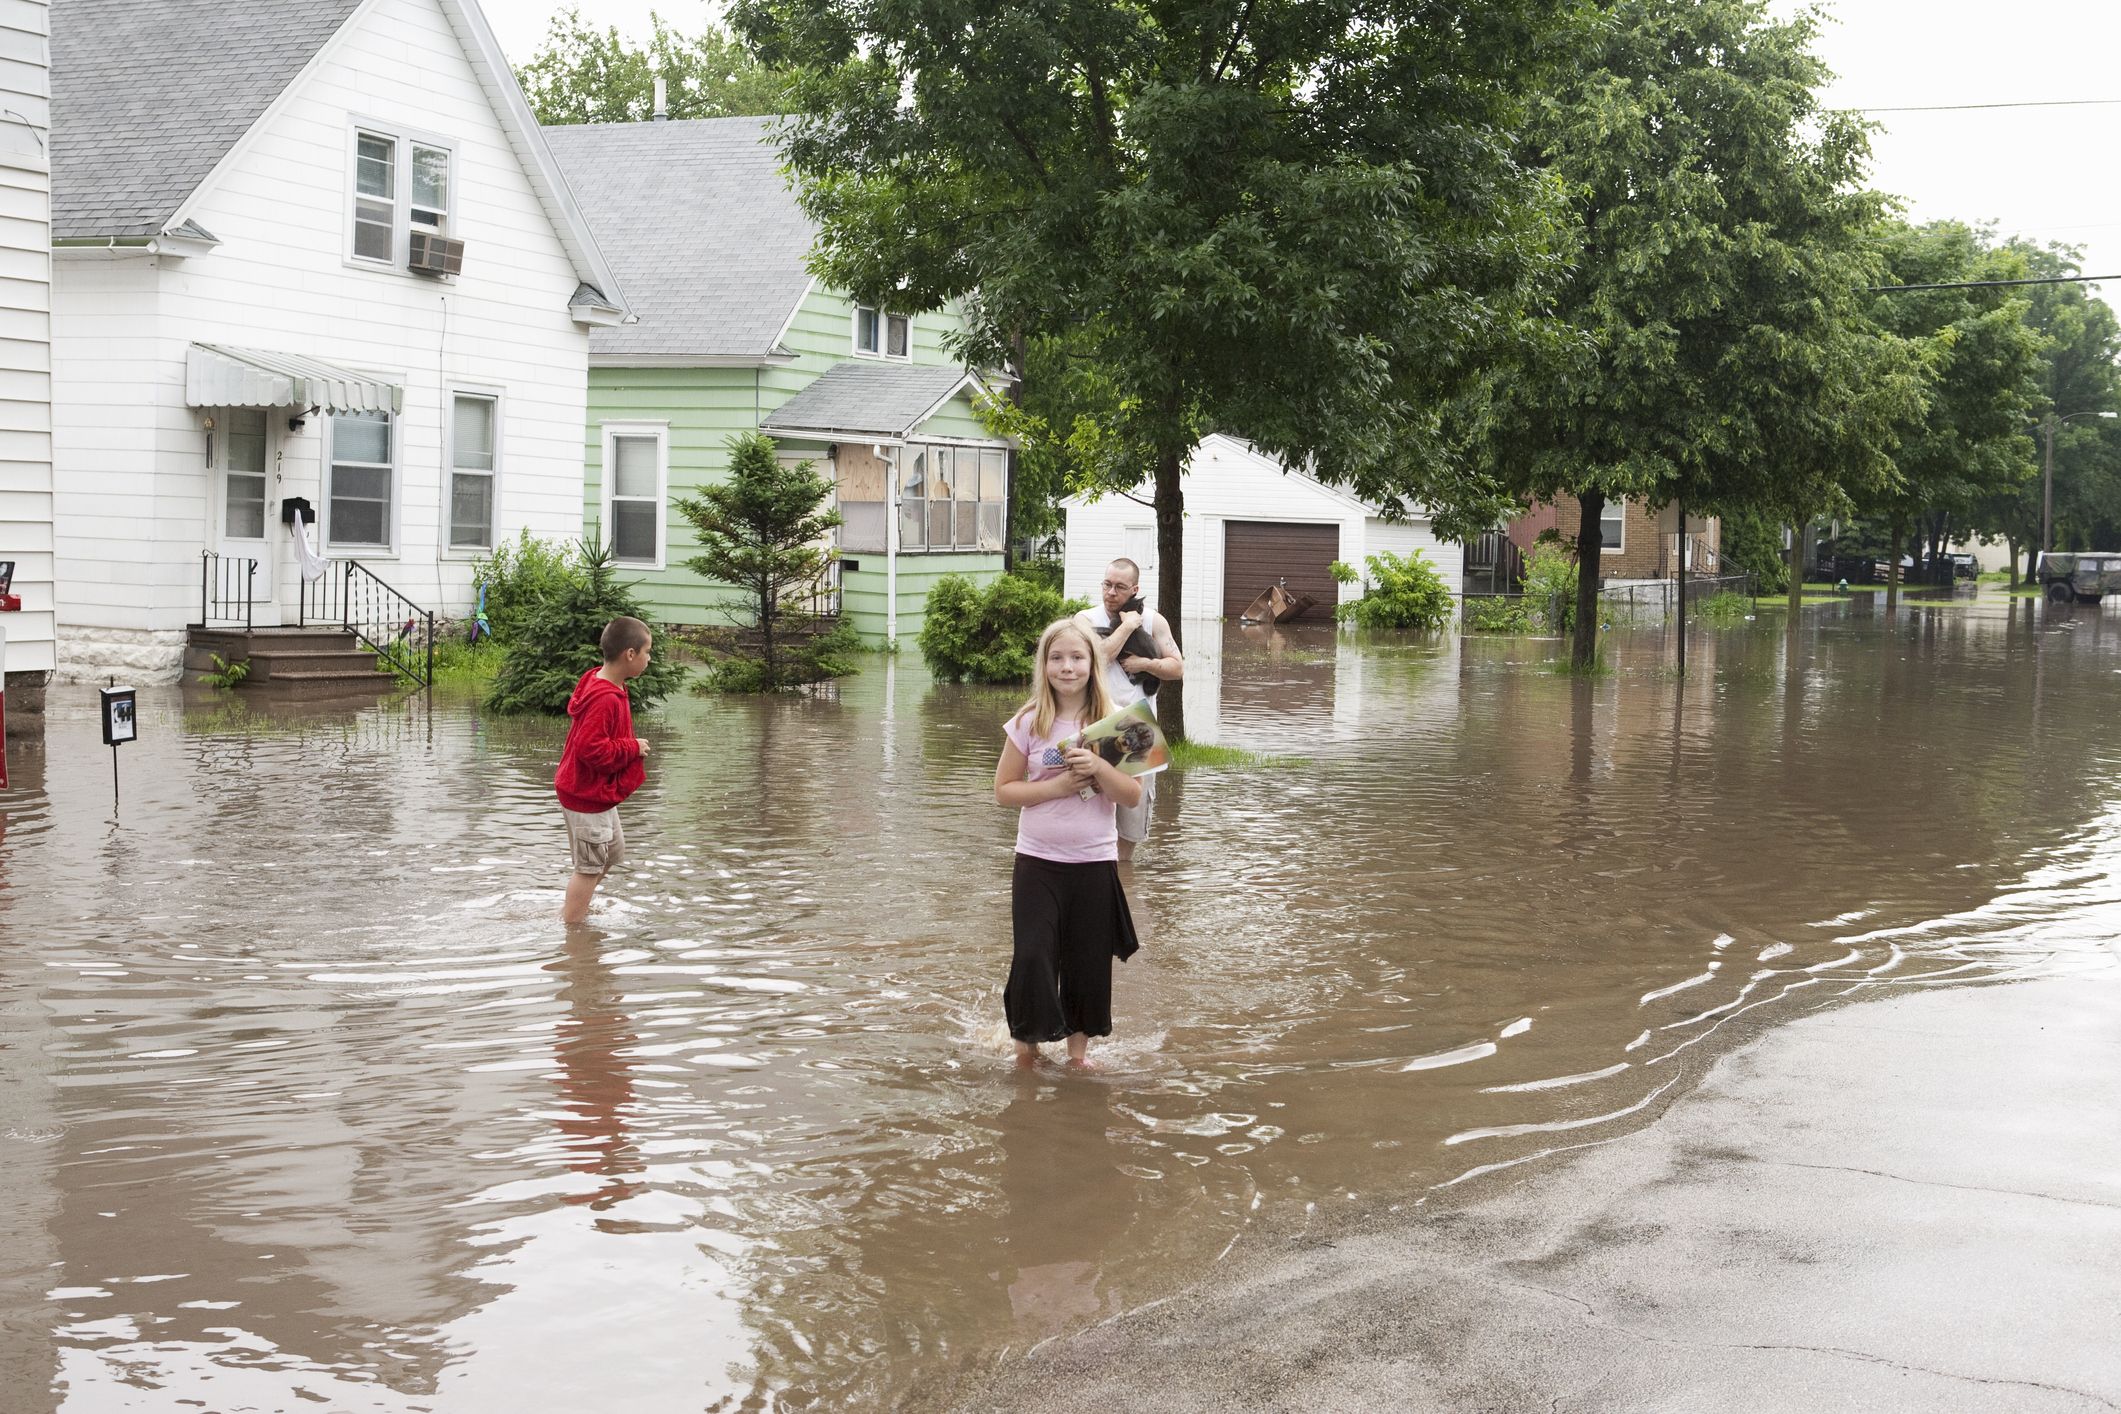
[214,408,278,620]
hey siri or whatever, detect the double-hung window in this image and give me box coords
[1599,498,1626,554]
[603,424,667,568]
[449,393,498,549]
[328,410,395,549]
[350,125,454,269]
[853,304,910,360]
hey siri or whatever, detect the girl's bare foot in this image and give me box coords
[1014,1041,1039,1069]
[1064,1056,1096,1071]
[1064,1033,1091,1068]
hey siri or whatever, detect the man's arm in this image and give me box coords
[1077,606,1134,659]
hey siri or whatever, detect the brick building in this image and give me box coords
[1507,495,1721,582]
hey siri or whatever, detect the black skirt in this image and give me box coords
[1005,853,1140,1043]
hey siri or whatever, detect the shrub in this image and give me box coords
[1465,597,1534,633]
[473,530,582,644]
[485,540,686,714]
[1333,550,1453,631]
[920,571,1088,683]
[1696,590,1751,626]
[696,620,864,694]
[1522,542,1578,632]
[1013,557,1065,594]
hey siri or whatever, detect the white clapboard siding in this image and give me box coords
[0,0,49,672]
[1063,434,1461,623]
[52,0,590,658]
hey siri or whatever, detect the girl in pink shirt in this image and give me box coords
[994,619,1144,1068]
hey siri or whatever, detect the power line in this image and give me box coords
[1840,98,2121,113]
[1868,273,2120,293]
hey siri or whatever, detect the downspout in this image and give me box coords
[881,443,900,646]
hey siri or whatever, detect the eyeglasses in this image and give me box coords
[1099,580,1137,592]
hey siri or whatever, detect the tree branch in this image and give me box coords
[1211,0,1255,83]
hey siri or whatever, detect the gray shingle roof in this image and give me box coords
[542,117,815,359]
[51,0,366,239]
[760,360,978,439]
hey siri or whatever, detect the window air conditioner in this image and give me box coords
[408,232,465,277]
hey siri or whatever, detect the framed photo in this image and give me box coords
[100,686,137,746]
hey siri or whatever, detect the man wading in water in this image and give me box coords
[1076,558,1184,862]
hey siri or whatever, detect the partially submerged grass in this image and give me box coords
[1168,740,1303,770]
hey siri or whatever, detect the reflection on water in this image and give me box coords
[3,596,2119,1409]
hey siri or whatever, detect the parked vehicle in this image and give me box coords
[2036,552,2121,604]
[1949,553,1979,581]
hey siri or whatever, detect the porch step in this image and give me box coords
[242,672,403,703]
[246,649,393,680]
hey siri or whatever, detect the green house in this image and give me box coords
[543,117,1012,645]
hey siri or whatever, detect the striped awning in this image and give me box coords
[185,343,403,415]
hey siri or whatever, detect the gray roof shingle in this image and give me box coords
[52,0,366,239]
[542,117,815,359]
[760,360,976,439]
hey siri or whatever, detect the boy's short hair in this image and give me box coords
[600,616,652,661]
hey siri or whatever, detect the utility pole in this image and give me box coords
[2040,413,2055,557]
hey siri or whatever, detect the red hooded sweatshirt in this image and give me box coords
[554,668,645,813]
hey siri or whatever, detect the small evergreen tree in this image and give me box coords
[675,433,844,692]
[485,540,685,714]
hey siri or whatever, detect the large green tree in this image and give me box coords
[517,7,794,125]
[1477,0,1917,667]
[1979,242,2121,573]
[732,0,1577,738]
[1858,220,2041,609]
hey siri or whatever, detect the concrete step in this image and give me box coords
[245,670,402,701]
[185,627,363,671]
[246,650,390,679]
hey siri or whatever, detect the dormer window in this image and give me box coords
[350,124,454,270]
[854,304,910,360]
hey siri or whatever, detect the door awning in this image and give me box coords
[185,343,404,415]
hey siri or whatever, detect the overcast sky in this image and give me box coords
[483,0,2121,309]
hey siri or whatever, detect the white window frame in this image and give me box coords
[902,438,1009,552]
[323,408,400,556]
[851,303,912,361]
[1599,498,1626,555]
[443,385,503,556]
[345,120,458,274]
[601,421,669,571]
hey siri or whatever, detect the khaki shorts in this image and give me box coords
[1116,772,1155,845]
[562,806,625,876]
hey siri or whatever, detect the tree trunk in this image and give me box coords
[1886,517,1903,615]
[760,573,778,689]
[1571,491,1603,671]
[2006,536,2019,588]
[1002,327,1026,573]
[1786,520,1803,636]
[1154,445,1187,742]
[1675,493,1687,677]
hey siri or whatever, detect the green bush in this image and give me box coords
[1013,558,1065,594]
[920,571,1088,683]
[1333,550,1453,631]
[1522,542,1578,632]
[1465,596,1533,633]
[1696,590,1751,626]
[696,620,864,694]
[474,530,583,644]
[485,540,686,714]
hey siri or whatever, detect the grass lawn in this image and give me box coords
[1167,740,1303,770]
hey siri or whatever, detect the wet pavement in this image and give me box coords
[1,591,2118,1410]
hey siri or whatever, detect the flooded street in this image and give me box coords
[3,596,2119,1411]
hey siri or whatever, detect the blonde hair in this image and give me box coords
[1015,617,1114,739]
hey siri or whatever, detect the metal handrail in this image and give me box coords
[198,551,256,630]
[297,559,434,688]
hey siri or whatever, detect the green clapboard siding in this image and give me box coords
[585,286,1011,630]
[842,555,1005,646]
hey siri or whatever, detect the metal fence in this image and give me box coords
[1599,573,1754,622]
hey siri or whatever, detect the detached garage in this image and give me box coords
[1061,435,1464,621]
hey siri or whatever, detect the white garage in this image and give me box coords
[1060,435,1463,621]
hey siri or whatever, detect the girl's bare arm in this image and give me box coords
[1063,748,1143,808]
[995,740,1079,808]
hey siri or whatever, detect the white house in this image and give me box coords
[0,0,52,691]
[47,0,627,682]
[1061,434,1464,621]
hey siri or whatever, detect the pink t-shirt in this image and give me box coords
[1003,712,1118,863]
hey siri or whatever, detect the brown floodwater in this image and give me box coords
[3,594,2119,1411]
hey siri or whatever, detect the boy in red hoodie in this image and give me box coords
[556,616,653,924]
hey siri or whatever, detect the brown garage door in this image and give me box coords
[1222,521,1341,620]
